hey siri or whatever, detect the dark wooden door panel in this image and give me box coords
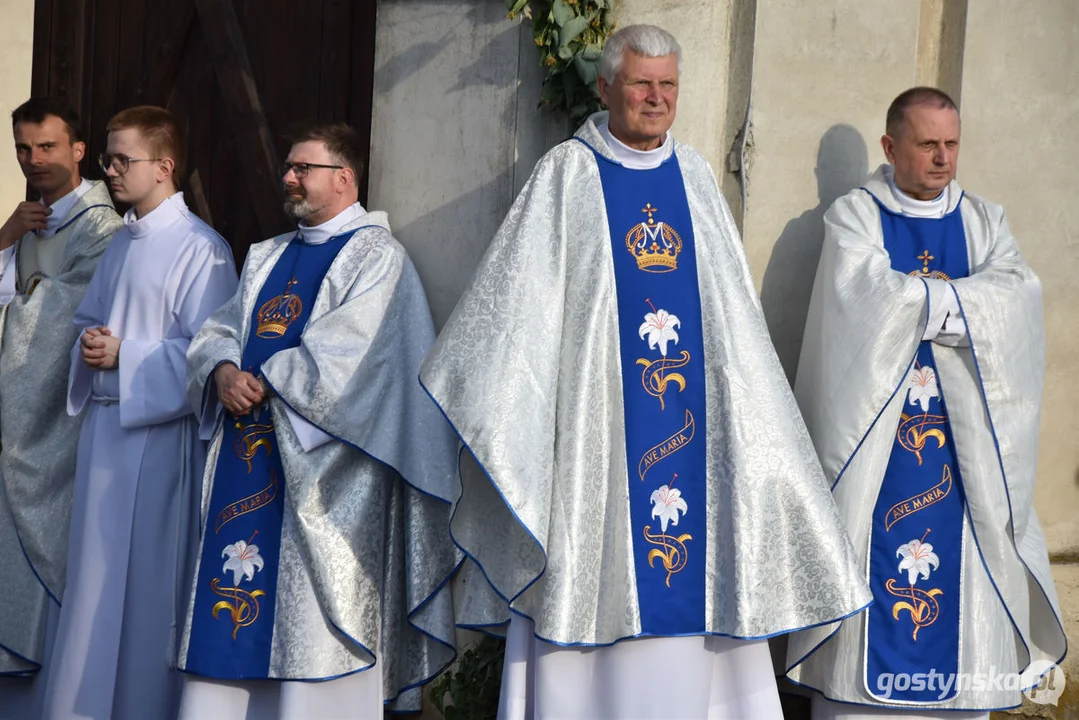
[30,0,377,265]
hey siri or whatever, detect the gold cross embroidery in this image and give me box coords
[642,203,658,225]
[917,250,935,274]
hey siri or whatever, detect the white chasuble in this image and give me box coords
[177,205,460,718]
[421,112,873,718]
[787,166,1066,714]
[0,180,121,717]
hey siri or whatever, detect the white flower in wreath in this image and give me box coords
[650,484,688,533]
[222,540,264,586]
[908,366,939,413]
[639,310,680,357]
[896,538,939,585]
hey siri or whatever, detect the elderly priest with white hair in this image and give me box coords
[421,24,871,719]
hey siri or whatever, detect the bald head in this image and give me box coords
[885,87,959,138]
[881,87,961,200]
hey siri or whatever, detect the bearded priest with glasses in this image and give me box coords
[176,122,460,719]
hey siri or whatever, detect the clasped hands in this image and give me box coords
[80,326,121,369]
[214,362,273,417]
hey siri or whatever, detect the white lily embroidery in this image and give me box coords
[896,538,939,585]
[639,309,680,357]
[650,484,688,533]
[222,539,265,586]
[908,366,939,413]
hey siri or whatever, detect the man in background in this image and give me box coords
[786,87,1067,718]
[0,97,121,719]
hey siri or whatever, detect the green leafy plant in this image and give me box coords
[506,0,617,123]
[430,635,506,720]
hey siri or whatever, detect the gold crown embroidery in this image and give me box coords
[256,278,303,338]
[626,203,682,273]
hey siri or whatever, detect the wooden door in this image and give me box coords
[31,0,377,264]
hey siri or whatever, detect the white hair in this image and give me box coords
[600,24,683,82]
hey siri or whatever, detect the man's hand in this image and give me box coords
[80,326,121,369]
[0,202,50,250]
[214,363,266,417]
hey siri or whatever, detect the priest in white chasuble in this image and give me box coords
[177,123,460,719]
[42,106,239,720]
[0,97,122,717]
[421,25,871,720]
[785,88,1067,719]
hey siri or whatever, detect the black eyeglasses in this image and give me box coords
[280,162,343,179]
[99,153,161,175]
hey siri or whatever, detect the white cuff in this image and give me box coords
[922,278,957,341]
[933,283,969,347]
[935,311,970,347]
[199,371,225,441]
[283,404,334,452]
[939,282,961,318]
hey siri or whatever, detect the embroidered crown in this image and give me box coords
[256,279,303,338]
[626,203,682,273]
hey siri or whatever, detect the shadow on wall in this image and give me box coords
[760,124,868,384]
[374,35,448,92]
[450,23,523,93]
[375,4,507,93]
[394,166,516,332]
[387,15,570,331]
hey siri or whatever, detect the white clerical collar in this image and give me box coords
[39,178,93,236]
[597,121,673,170]
[122,191,186,238]
[298,202,366,245]
[885,167,949,218]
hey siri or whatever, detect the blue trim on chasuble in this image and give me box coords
[16,204,113,296]
[186,230,355,679]
[865,198,970,704]
[54,203,111,234]
[593,151,707,636]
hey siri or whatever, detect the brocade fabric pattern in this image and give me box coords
[0,181,122,673]
[180,214,460,712]
[421,113,872,646]
[785,167,1066,710]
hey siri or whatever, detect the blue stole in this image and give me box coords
[591,146,708,636]
[866,195,969,703]
[185,230,354,679]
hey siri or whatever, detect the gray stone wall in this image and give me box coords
[370,2,1078,717]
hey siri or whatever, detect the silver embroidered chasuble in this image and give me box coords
[421,114,872,647]
[0,180,121,674]
[178,211,460,712]
[785,166,1067,711]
